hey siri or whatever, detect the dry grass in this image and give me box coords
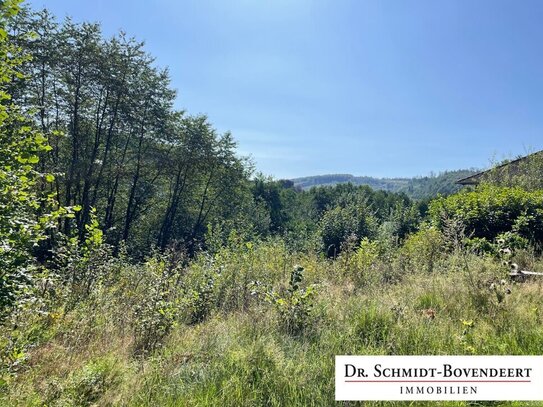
[2,239,543,406]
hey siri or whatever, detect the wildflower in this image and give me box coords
[465,345,476,354]
[461,319,474,328]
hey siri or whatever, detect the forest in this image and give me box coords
[291,169,477,200]
[1,1,543,406]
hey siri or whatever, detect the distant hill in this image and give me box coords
[291,169,479,200]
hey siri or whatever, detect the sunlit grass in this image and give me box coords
[2,240,543,406]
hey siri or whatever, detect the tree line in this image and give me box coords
[8,8,251,255]
[4,6,422,260]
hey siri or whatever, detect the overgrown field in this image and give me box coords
[2,1,543,406]
[2,235,543,406]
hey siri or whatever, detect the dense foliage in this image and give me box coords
[430,185,543,243]
[0,0,59,321]
[8,9,250,255]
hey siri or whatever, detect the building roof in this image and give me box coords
[456,150,543,185]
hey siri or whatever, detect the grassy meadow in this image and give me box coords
[2,235,543,406]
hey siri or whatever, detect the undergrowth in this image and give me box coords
[2,235,543,406]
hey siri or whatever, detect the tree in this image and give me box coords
[319,204,377,257]
[252,176,288,233]
[0,0,55,321]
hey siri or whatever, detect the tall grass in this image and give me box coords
[2,235,543,406]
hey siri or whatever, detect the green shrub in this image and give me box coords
[464,232,530,257]
[464,237,496,255]
[255,265,318,336]
[131,257,184,356]
[429,185,543,243]
[345,238,380,287]
[496,231,530,251]
[185,271,216,325]
[401,227,445,273]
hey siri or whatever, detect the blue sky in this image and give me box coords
[28,0,543,179]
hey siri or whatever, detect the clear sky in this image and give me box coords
[27,0,543,179]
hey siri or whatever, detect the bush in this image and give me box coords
[464,237,496,255]
[346,238,380,287]
[184,270,216,325]
[401,227,445,273]
[131,257,184,356]
[255,265,318,336]
[429,185,543,243]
